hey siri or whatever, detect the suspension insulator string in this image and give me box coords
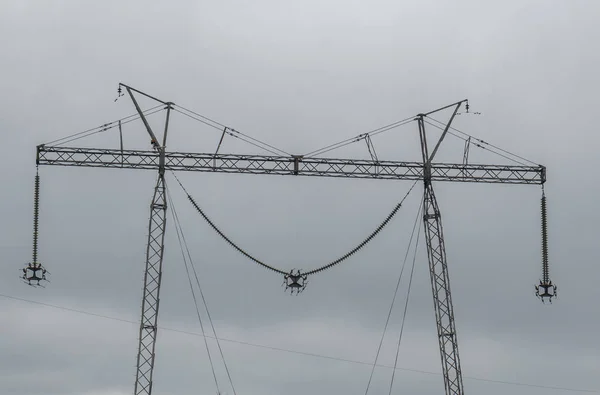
[541,186,548,283]
[22,166,49,287]
[32,167,40,265]
[535,184,556,303]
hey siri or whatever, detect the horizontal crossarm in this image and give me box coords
[37,146,545,184]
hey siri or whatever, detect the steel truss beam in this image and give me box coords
[37,146,545,185]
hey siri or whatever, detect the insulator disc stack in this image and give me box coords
[541,192,549,283]
[32,170,40,264]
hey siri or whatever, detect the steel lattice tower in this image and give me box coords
[28,87,553,395]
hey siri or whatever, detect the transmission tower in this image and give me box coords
[24,85,556,395]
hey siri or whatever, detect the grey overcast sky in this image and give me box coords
[1,1,599,394]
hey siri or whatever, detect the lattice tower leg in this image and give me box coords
[422,182,464,395]
[134,174,167,395]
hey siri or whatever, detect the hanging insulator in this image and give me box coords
[23,168,49,287]
[535,188,556,303]
[32,171,40,264]
[541,193,549,282]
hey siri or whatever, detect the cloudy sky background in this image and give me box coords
[1,1,599,394]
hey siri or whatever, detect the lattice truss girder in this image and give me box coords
[423,183,464,395]
[37,146,546,184]
[135,174,167,395]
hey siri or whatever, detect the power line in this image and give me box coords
[44,105,165,146]
[2,295,596,393]
[174,171,417,277]
[389,205,421,395]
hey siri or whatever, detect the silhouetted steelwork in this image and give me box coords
[36,146,545,184]
[124,84,172,395]
[134,173,167,395]
[417,104,465,395]
[423,181,463,394]
[32,91,552,395]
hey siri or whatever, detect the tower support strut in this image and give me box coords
[134,173,167,395]
[127,85,172,395]
[423,182,464,395]
[418,104,465,394]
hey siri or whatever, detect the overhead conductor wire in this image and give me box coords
[173,171,417,276]
[166,184,237,395]
[365,197,423,395]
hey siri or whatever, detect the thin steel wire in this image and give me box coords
[422,119,529,166]
[389,209,422,395]
[224,129,285,156]
[44,105,165,146]
[54,107,166,147]
[173,108,286,156]
[175,104,288,154]
[48,107,166,147]
[171,108,223,131]
[365,198,423,395]
[423,119,528,165]
[167,185,237,395]
[2,293,598,393]
[173,105,290,156]
[425,116,539,165]
[304,117,416,158]
[166,186,221,393]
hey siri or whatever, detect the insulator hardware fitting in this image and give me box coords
[283,269,308,295]
[535,280,557,303]
[22,262,49,287]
